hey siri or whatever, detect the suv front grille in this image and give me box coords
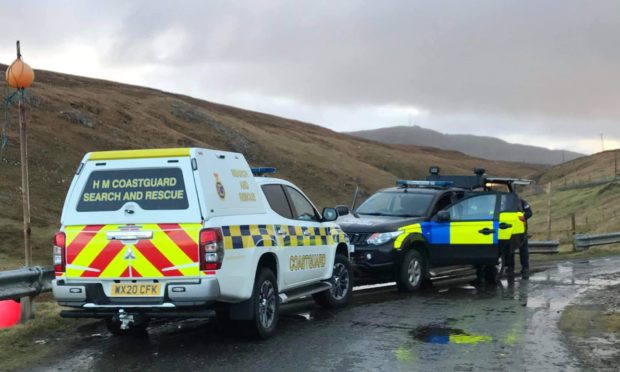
[347,233,371,246]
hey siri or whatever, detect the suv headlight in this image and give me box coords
[366,231,404,246]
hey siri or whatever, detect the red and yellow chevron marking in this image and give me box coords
[65,223,201,279]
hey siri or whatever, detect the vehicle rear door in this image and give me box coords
[260,184,326,287]
[282,185,329,284]
[62,157,203,282]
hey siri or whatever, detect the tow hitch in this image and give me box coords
[117,309,135,330]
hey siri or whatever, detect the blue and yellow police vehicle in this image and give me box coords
[337,167,531,292]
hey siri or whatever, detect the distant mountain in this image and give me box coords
[347,126,583,165]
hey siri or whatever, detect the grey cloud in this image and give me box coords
[102,2,620,121]
[1,1,619,150]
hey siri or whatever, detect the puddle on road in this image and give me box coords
[411,324,492,345]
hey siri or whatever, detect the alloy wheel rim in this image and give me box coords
[408,258,421,285]
[258,280,276,329]
[330,262,350,300]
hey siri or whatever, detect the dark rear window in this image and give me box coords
[500,193,520,212]
[77,168,188,212]
[261,184,293,219]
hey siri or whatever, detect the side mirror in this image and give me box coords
[436,210,451,222]
[335,205,349,217]
[322,207,338,222]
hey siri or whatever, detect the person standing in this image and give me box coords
[520,198,533,279]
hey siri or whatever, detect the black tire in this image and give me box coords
[105,314,150,336]
[248,268,279,339]
[396,250,426,292]
[313,254,353,309]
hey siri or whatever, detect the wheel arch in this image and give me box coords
[336,243,349,259]
[398,233,430,267]
[400,233,429,260]
[256,252,279,280]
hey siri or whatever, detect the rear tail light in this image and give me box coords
[199,228,224,271]
[53,232,66,273]
[519,215,526,223]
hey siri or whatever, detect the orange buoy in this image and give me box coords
[0,300,21,328]
[5,57,34,89]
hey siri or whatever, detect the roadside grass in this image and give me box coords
[560,305,620,337]
[0,221,58,271]
[558,282,620,369]
[525,183,620,245]
[0,299,94,371]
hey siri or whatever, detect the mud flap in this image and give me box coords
[229,297,254,320]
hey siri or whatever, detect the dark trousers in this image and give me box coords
[519,238,529,271]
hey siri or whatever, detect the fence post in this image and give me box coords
[570,213,576,251]
[546,182,552,241]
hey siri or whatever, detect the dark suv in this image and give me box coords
[337,168,530,292]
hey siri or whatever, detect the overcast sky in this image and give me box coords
[1,1,619,154]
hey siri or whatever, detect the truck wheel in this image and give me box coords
[313,254,352,309]
[396,250,426,292]
[105,315,150,336]
[249,268,279,339]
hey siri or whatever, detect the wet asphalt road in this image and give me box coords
[26,256,620,372]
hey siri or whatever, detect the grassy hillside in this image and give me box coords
[0,65,541,269]
[524,150,620,250]
[532,149,619,186]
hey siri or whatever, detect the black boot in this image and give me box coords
[521,269,529,280]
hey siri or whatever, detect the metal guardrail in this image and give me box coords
[574,232,620,251]
[0,266,53,301]
[528,240,560,254]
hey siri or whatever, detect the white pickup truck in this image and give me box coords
[52,147,352,338]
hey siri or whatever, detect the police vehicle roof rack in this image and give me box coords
[426,166,485,190]
[396,180,454,189]
[251,167,277,176]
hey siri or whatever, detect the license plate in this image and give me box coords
[110,283,161,297]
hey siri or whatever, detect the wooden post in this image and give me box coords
[546,182,552,241]
[15,41,33,323]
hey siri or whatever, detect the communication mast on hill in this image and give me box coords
[600,133,605,152]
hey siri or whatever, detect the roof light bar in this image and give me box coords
[396,180,454,188]
[251,167,277,176]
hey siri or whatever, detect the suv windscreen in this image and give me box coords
[77,168,188,212]
[356,192,434,217]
